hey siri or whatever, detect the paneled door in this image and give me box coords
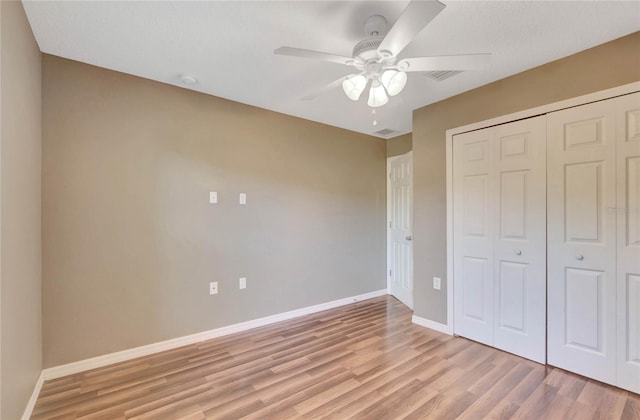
[388,152,413,309]
[453,117,547,362]
[453,127,495,346]
[547,99,618,385]
[492,116,547,363]
[616,92,640,393]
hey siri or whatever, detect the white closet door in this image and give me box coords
[453,127,495,346]
[547,100,618,385]
[616,92,640,393]
[493,116,547,363]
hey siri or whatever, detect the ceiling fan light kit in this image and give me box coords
[342,74,368,101]
[380,70,407,96]
[344,69,408,108]
[367,80,389,108]
[275,0,491,114]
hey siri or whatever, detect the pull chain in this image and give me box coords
[372,108,377,126]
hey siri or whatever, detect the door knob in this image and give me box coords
[576,254,584,260]
[515,250,522,255]
[405,235,413,241]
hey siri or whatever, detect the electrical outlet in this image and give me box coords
[209,281,218,295]
[209,192,218,204]
[433,277,441,290]
[239,193,247,205]
[239,277,246,289]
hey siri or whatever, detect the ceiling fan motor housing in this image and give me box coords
[352,37,384,62]
[353,15,392,62]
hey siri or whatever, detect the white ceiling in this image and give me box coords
[23,1,640,138]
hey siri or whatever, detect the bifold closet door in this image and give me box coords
[453,116,546,362]
[453,127,495,346]
[547,99,618,385]
[615,93,640,393]
[492,117,547,363]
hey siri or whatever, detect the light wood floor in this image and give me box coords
[33,296,639,419]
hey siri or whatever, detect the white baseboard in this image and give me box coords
[21,371,44,420]
[42,289,388,381]
[412,315,453,335]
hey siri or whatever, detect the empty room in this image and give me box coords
[1,0,639,419]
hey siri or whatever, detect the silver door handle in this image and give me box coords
[576,254,584,260]
[405,235,413,241]
[515,250,522,255]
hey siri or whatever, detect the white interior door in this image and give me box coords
[388,152,413,309]
[453,117,547,362]
[492,116,547,363]
[547,99,618,386]
[453,127,495,346]
[616,92,640,394]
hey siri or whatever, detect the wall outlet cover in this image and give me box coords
[433,277,441,290]
[209,281,218,295]
[209,192,218,204]
[239,277,246,289]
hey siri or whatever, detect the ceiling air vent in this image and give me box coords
[375,128,396,136]
[424,70,463,82]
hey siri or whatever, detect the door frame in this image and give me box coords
[444,81,640,334]
[387,151,413,304]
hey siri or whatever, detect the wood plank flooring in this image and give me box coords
[33,296,640,419]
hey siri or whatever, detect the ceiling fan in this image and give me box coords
[274,0,490,108]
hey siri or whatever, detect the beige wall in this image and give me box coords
[42,55,386,367]
[386,133,412,157]
[1,1,42,418]
[413,32,640,324]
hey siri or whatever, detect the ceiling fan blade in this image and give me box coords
[401,54,491,72]
[300,76,347,101]
[274,46,354,66]
[378,0,446,58]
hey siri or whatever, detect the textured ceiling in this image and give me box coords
[23,1,640,138]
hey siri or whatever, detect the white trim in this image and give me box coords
[0,3,3,415]
[20,371,44,420]
[447,81,640,138]
[445,82,640,333]
[446,130,454,336]
[412,315,453,335]
[42,289,387,381]
[386,155,393,294]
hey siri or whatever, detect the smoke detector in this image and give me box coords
[179,75,198,85]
